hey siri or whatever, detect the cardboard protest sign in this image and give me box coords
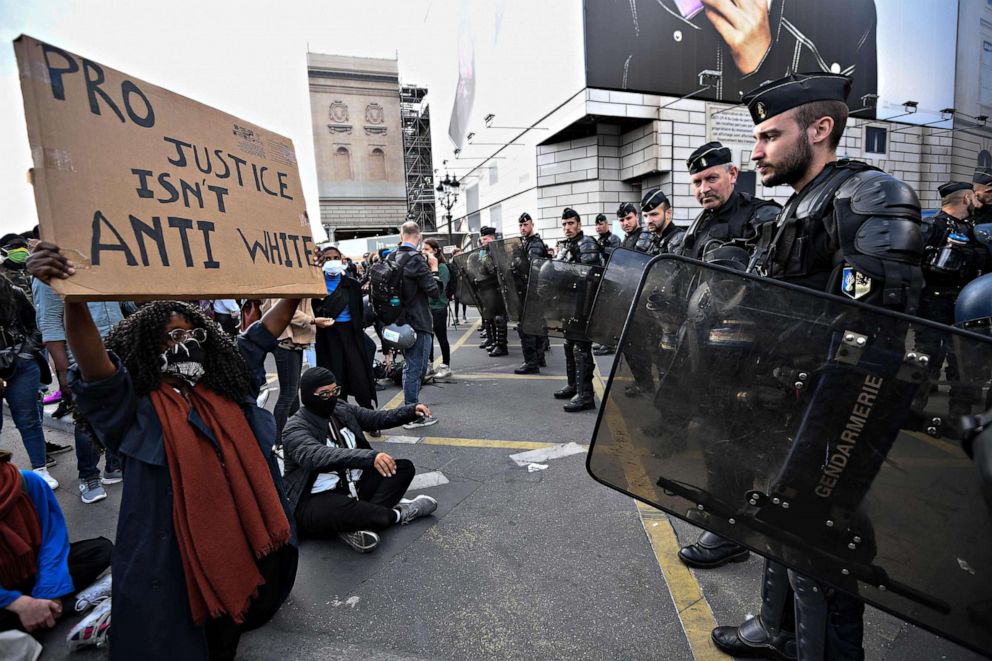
[14,35,326,301]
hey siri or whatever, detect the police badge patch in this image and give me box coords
[842,266,871,300]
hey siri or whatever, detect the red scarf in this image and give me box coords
[0,459,42,588]
[150,384,291,625]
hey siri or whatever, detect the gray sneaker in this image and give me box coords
[100,469,123,485]
[337,530,380,553]
[395,494,438,525]
[79,478,107,504]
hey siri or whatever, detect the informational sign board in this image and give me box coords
[14,35,326,301]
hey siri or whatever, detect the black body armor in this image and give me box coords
[748,160,924,314]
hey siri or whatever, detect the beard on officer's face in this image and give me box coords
[759,131,812,188]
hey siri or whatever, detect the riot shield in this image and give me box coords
[451,245,506,319]
[447,257,479,309]
[521,258,604,340]
[488,237,528,322]
[587,255,992,657]
[585,248,652,346]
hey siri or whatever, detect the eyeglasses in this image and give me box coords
[313,385,341,399]
[165,328,207,344]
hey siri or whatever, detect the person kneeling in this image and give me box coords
[0,449,112,635]
[282,367,438,552]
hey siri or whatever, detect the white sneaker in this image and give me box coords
[434,364,452,379]
[33,467,59,490]
[403,415,439,430]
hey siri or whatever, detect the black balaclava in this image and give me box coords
[300,366,338,418]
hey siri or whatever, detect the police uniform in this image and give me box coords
[680,142,782,265]
[594,213,622,258]
[675,143,782,570]
[713,73,925,661]
[476,226,509,357]
[516,212,551,374]
[621,189,686,397]
[553,208,602,412]
[618,202,652,252]
[915,182,987,416]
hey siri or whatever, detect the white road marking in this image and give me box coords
[509,442,586,467]
[408,470,449,490]
[382,435,422,444]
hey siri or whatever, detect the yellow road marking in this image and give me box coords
[420,436,558,450]
[905,430,964,457]
[592,365,722,660]
[384,320,481,410]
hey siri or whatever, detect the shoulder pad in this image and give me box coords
[794,161,879,220]
[751,202,781,225]
[666,228,687,252]
[635,231,654,252]
[837,170,921,218]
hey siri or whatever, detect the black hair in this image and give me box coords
[104,300,254,400]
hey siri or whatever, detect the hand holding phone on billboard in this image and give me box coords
[701,0,772,75]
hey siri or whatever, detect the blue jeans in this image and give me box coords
[75,422,120,481]
[2,356,48,468]
[402,331,432,406]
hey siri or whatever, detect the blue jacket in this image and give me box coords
[69,322,297,661]
[0,470,73,608]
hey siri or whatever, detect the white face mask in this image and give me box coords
[322,260,344,276]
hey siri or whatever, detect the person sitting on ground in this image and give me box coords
[0,449,112,634]
[28,242,299,661]
[282,367,438,553]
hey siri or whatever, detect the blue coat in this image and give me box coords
[0,470,73,608]
[70,322,298,660]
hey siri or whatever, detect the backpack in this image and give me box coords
[445,263,458,300]
[368,251,413,324]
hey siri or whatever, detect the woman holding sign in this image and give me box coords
[28,242,299,661]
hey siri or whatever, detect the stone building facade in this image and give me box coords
[308,53,408,240]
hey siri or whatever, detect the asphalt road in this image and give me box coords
[0,312,984,660]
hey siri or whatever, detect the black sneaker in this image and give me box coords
[46,441,72,455]
[396,495,438,524]
[51,401,71,419]
[45,455,57,468]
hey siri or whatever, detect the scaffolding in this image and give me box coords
[401,84,437,231]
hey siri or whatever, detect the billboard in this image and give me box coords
[584,0,957,125]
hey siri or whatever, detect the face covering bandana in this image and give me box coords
[322,260,344,277]
[303,395,337,418]
[159,340,206,386]
[1,247,29,268]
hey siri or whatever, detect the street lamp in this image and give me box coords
[435,173,461,247]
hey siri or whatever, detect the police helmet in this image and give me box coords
[381,323,417,350]
[955,273,992,335]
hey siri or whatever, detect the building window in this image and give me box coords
[980,150,992,169]
[489,161,499,185]
[865,126,887,154]
[332,146,352,180]
[369,147,386,180]
[489,203,502,233]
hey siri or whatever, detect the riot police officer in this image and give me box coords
[676,142,781,571]
[477,226,509,357]
[593,213,621,258]
[680,141,781,265]
[712,73,924,661]
[971,167,992,225]
[915,181,987,419]
[516,212,550,374]
[640,189,685,255]
[618,202,652,252]
[553,208,602,412]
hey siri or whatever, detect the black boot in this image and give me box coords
[488,317,508,356]
[678,530,750,568]
[515,363,539,374]
[553,385,576,400]
[488,345,508,357]
[711,560,796,660]
[563,393,595,412]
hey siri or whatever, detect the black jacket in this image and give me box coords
[394,245,440,334]
[281,403,419,514]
